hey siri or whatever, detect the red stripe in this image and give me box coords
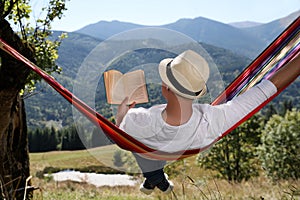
[212,16,300,105]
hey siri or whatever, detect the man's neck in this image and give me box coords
[162,98,193,126]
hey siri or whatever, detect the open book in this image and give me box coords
[103,69,149,104]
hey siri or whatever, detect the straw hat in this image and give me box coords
[158,50,210,99]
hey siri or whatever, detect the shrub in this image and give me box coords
[259,109,300,180]
[197,115,262,182]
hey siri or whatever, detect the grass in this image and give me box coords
[30,145,123,176]
[29,145,300,200]
[30,145,118,171]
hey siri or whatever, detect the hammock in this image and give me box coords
[0,17,299,160]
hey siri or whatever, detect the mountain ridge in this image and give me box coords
[229,21,263,28]
[75,10,299,59]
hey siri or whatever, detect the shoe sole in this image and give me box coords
[163,181,174,194]
[140,186,154,195]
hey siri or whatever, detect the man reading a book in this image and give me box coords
[115,50,300,195]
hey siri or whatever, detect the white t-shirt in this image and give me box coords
[120,80,277,153]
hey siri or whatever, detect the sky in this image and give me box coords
[31,0,300,32]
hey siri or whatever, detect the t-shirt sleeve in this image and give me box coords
[119,109,134,132]
[119,107,153,138]
[205,79,277,138]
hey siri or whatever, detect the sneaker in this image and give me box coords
[139,179,155,195]
[156,173,174,194]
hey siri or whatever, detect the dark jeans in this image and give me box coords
[133,153,167,186]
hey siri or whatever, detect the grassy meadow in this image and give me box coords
[29,145,300,199]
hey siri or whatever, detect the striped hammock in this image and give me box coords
[0,16,299,160]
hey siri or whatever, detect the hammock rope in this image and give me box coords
[0,16,299,160]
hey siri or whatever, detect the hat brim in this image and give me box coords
[158,58,207,100]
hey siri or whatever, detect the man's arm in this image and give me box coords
[115,97,136,126]
[207,53,299,138]
[269,53,300,91]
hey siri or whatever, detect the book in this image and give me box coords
[103,69,149,104]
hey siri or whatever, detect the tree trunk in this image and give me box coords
[0,19,34,200]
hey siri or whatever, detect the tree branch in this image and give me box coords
[16,0,28,41]
[0,0,16,20]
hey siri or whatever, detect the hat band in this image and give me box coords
[166,61,202,97]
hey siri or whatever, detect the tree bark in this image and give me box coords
[0,19,33,200]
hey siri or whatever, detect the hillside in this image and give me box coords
[162,17,264,58]
[75,20,143,40]
[229,21,263,28]
[25,32,101,128]
[242,10,300,44]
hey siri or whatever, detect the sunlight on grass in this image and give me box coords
[30,146,300,199]
[30,145,120,173]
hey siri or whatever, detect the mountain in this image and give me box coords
[54,31,102,78]
[76,20,144,41]
[229,21,263,28]
[241,10,300,44]
[76,17,264,58]
[75,11,299,59]
[162,17,265,59]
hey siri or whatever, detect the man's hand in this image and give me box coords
[115,97,136,126]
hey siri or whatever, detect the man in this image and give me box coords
[116,50,300,194]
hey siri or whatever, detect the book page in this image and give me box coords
[103,70,125,104]
[111,75,127,104]
[123,70,149,104]
[104,69,149,104]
